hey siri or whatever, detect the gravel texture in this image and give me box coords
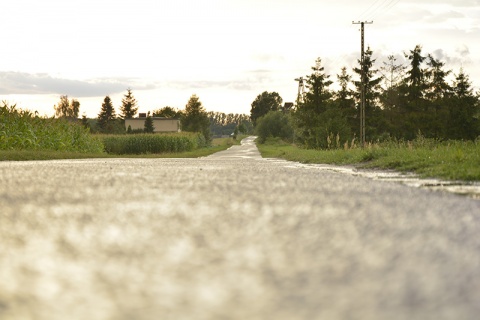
[1,137,479,320]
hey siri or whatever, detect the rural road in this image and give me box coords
[1,136,479,320]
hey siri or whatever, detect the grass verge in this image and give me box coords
[0,137,240,161]
[256,138,480,181]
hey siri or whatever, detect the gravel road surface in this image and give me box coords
[1,136,479,320]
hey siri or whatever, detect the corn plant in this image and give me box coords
[0,102,103,153]
[101,132,204,154]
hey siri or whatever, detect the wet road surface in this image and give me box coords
[1,136,480,320]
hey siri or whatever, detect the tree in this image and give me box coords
[293,57,350,149]
[54,95,80,119]
[398,45,438,139]
[237,122,247,135]
[334,66,356,134]
[144,112,155,133]
[71,99,80,118]
[182,94,211,141]
[447,69,480,140]
[404,45,427,105]
[380,55,406,91]
[303,58,333,114]
[120,88,138,119]
[250,91,283,126]
[255,111,293,144]
[97,96,117,133]
[379,55,406,137]
[153,106,183,118]
[353,47,384,140]
[423,54,452,138]
[81,114,90,130]
[208,111,252,136]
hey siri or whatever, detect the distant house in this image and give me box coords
[283,102,294,112]
[125,115,181,133]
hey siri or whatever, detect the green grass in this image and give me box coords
[0,137,239,161]
[256,138,480,181]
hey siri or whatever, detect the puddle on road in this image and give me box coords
[267,158,480,200]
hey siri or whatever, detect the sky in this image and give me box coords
[0,0,479,117]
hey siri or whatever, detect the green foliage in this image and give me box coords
[81,114,90,129]
[144,113,155,133]
[250,91,283,126]
[237,122,248,134]
[0,136,238,160]
[101,132,205,154]
[303,58,333,114]
[352,47,384,138]
[153,106,183,119]
[97,96,119,133]
[255,111,293,144]
[182,95,211,143]
[54,95,80,119]
[120,88,139,119]
[0,102,103,153]
[208,111,252,137]
[257,136,480,181]
[289,48,480,149]
[293,58,351,149]
[447,70,480,140]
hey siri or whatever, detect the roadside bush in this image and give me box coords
[255,111,294,144]
[0,102,103,153]
[293,107,352,149]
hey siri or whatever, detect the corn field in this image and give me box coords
[0,102,103,153]
[101,133,206,154]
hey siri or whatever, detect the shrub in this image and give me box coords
[255,111,294,144]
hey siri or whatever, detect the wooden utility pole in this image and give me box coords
[352,21,373,146]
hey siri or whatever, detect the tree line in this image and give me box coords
[252,44,480,148]
[207,112,252,137]
[53,89,251,141]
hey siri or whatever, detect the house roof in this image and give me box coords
[126,117,180,121]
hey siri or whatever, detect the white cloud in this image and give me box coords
[1,0,480,116]
[0,72,152,97]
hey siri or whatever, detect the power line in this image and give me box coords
[358,0,401,21]
[370,0,394,20]
[381,0,402,17]
[358,0,383,20]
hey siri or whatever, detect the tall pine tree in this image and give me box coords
[423,54,452,138]
[144,112,155,133]
[120,88,138,119]
[294,58,351,149]
[353,47,383,139]
[97,96,117,133]
[447,69,480,140]
[335,67,356,134]
[397,45,428,139]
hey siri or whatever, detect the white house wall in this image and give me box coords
[125,118,181,133]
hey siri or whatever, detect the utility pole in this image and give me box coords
[294,77,306,105]
[352,21,373,146]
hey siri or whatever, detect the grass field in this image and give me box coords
[256,137,480,181]
[0,137,240,161]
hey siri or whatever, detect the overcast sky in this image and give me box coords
[1,0,479,117]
